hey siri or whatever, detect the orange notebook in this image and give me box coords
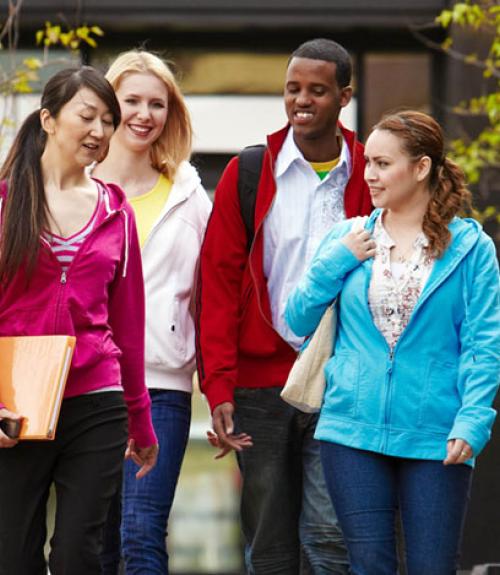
[0,335,76,440]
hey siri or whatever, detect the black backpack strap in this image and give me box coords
[237,144,266,251]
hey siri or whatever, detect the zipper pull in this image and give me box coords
[60,271,67,284]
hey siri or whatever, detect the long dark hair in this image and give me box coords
[0,66,121,282]
[372,110,472,258]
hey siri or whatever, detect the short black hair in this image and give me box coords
[289,38,352,88]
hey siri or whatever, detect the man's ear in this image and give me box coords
[340,86,353,108]
[40,108,55,135]
[416,155,432,182]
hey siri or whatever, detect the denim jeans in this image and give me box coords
[101,389,191,575]
[234,387,349,575]
[320,442,473,575]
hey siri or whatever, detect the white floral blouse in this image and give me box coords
[368,214,435,351]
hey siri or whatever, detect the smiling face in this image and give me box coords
[364,128,431,212]
[284,56,352,159]
[113,72,168,153]
[41,87,115,168]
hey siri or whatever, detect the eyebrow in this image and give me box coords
[78,102,113,116]
[364,155,391,161]
[78,101,98,112]
[123,91,166,100]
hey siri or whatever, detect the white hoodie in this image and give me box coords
[142,161,211,392]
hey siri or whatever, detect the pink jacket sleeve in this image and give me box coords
[108,203,157,448]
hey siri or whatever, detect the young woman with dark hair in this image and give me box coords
[286,110,500,574]
[0,66,158,575]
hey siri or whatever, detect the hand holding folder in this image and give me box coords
[0,335,76,440]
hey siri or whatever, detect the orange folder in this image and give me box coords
[0,335,76,440]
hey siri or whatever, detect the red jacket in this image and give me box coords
[0,179,156,448]
[196,124,372,413]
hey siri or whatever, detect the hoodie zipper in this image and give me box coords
[369,236,470,452]
[141,195,187,254]
[43,202,124,333]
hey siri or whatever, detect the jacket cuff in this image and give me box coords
[204,382,234,414]
[317,241,362,279]
[447,418,491,457]
[128,411,158,449]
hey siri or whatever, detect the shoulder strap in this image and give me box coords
[237,144,266,251]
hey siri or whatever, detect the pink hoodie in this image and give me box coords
[0,178,156,448]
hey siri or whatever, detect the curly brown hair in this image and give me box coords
[372,110,472,258]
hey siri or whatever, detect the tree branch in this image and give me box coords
[409,23,500,80]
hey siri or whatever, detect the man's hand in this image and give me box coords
[125,438,159,479]
[211,402,253,454]
[207,429,253,459]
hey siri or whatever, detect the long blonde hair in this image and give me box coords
[105,50,192,180]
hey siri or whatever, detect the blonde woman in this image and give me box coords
[94,50,211,574]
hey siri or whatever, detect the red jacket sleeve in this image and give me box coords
[108,204,156,448]
[196,157,249,412]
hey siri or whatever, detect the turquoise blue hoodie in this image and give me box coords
[285,210,500,465]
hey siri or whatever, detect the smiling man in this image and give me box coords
[196,39,372,574]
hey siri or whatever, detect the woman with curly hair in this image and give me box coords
[285,110,500,574]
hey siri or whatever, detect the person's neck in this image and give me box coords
[382,195,429,240]
[94,144,159,197]
[293,131,341,163]
[41,152,88,191]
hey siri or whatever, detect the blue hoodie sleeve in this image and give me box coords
[285,223,362,338]
[448,233,500,457]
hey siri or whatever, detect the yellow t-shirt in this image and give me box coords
[129,174,172,248]
[309,157,340,181]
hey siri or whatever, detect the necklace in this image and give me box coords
[392,244,415,263]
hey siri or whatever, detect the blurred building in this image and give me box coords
[2,0,498,572]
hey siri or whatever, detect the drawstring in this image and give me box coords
[102,187,112,215]
[101,186,129,278]
[122,210,129,278]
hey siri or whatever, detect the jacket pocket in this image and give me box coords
[323,351,359,418]
[169,296,187,356]
[146,291,193,369]
[418,360,460,432]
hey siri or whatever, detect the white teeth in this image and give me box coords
[129,125,151,135]
[296,112,313,119]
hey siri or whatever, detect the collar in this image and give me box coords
[275,127,350,180]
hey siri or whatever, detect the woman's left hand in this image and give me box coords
[444,438,473,465]
[125,438,159,479]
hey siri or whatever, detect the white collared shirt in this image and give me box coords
[263,128,351,350]
[368,213,435,351]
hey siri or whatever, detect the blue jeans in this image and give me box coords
[320,442,473,575]
[234,387,349,575]
[102,389,191,575]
